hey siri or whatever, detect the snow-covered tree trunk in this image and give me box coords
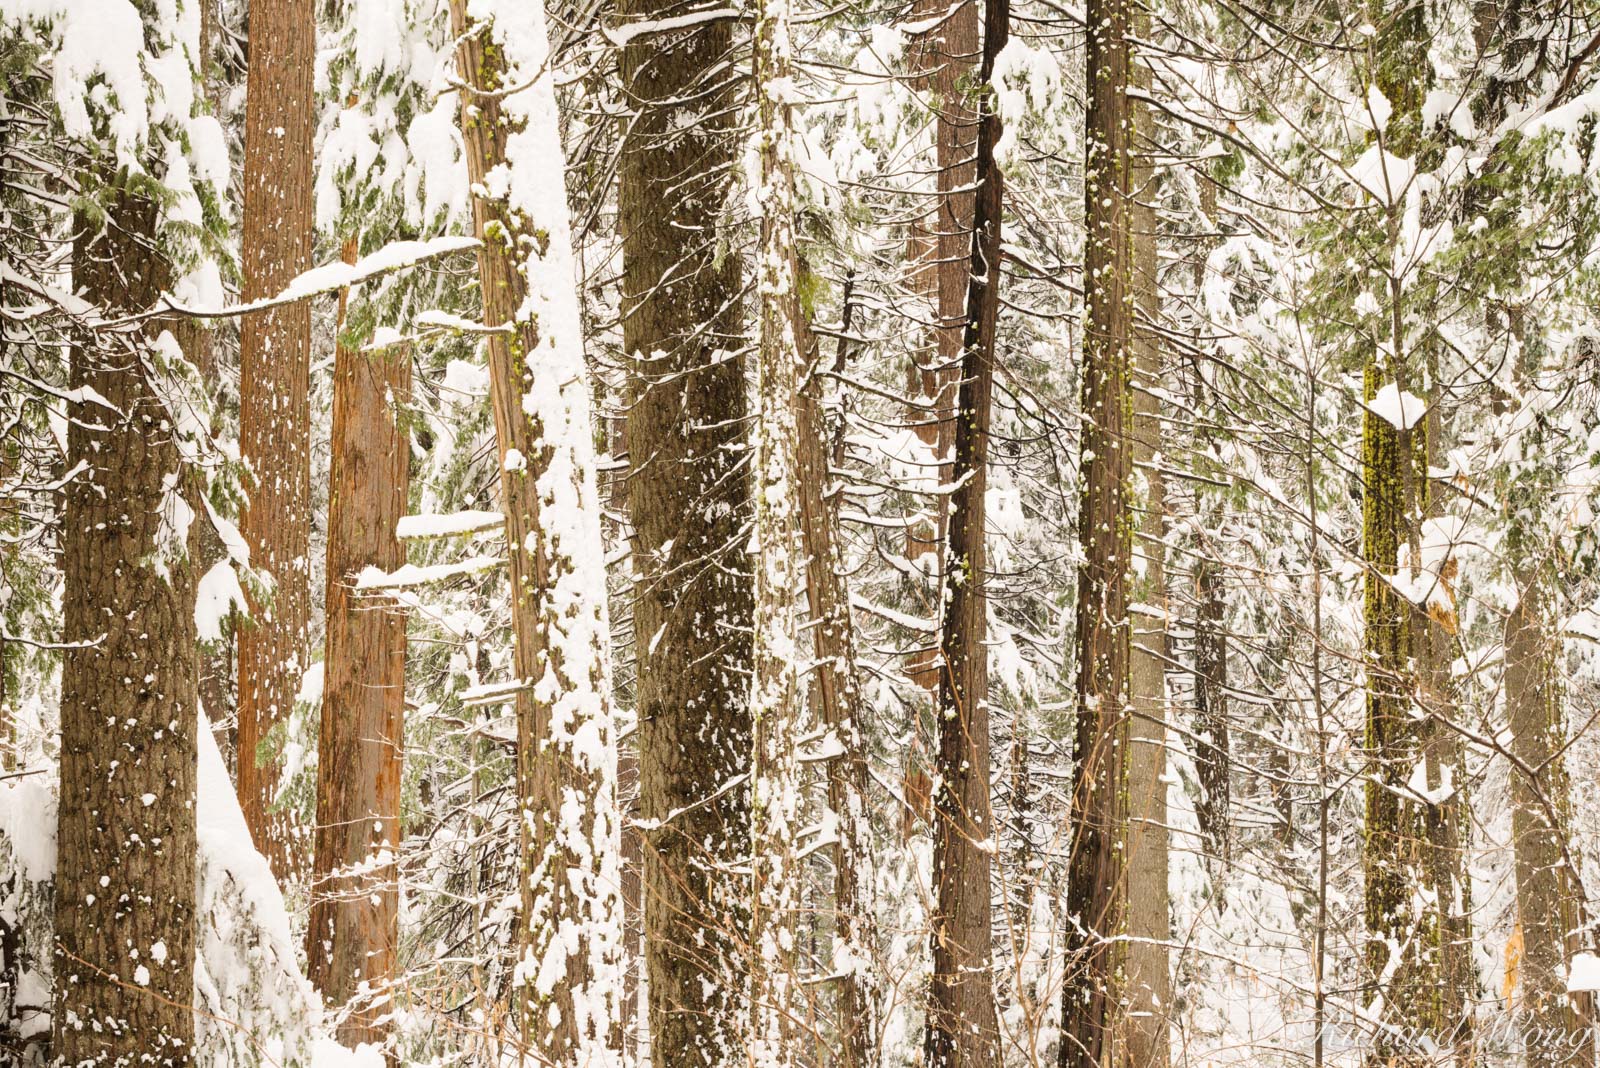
[748,1,807,1061]
[54,187,199,1068]
[306,236,410,1049]
[235,0,316,878]
[448,2,625,1059]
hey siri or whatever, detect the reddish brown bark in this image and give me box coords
[306,237,410,1049]
[235,0,316,877]
[925,0,1007,1061]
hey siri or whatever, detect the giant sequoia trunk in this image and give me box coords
[235,0,316,876]
[306,238,410,1048]
[616,3,753,1064]
[449,1,625,1058]
[54,188,199,1067]
[924,0,1006,1062]
[1061,0,1133,1057]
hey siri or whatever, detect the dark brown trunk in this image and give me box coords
[306,237,410,1049]
[1061,0,1134,1055]
[235,0,316,877]
[616,2,753,1062]
[924,0,1006,1062]
[54,187,199,1068]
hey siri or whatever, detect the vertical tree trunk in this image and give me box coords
[236,0,315,876]
[1362,9,1473,1056]
[449,2,625,1058]
[796,286,878,1068]
[1123,52,1171,1068]
[925,0,1006,1062]
[54,188,199,1068]
[1191,560,1229,861]
[616,2,752,1063]
[306,237,410,1049]
[1504,568,1591,1067]
[749,3,806,1059]
[1061,0,1133,1056]
[904,0,979,462]
[902,0,978,686]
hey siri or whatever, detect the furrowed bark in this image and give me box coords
[235,0,316,877]
[450,3,625,1058]
[616,0,753,1061]
[54,186,198,1068]
[1061,0,1133,1055]
[306,236,410,1049]
[925,0,1007,1060]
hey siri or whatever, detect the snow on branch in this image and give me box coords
[107,236,483,326]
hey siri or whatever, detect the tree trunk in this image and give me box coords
[796,312,878,1067]
[54,186,199,1068]
[925,0,1007,1061]
[1362,9,1473,1056]
[1504,568,1591,1067]
[749,3,806,1059]
[306,236,410,1049]
[1061,0,1133,1056]
[902,0,978,683]
[449,1,626,1059]
[236,0,316,877]
[1192,560,1229,862]
[616,1,753,1063]
[1123,53,1171,1068]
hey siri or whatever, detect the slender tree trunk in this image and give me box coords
[904,0,978,457]
[1504,566,1591,1067]
[450,0,626,1057]
[236,0,316,877]
[1123,54,1171,1068]
[54,187,199,1068]
[902,0,978,684]
[749,4,806,1059]
[620,748,643,1063]
[1061,0,1133,1055]
[616,1,752,1062]
[798,300,878,1068]
[925,0,1006,1062]
[1192,559,1229,862]
[306,237,410,1049]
